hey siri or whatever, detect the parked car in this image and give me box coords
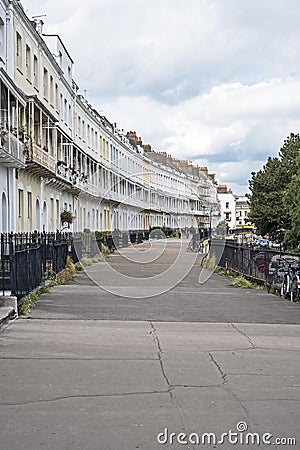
[258,239,269,248]
[269,241,282,249]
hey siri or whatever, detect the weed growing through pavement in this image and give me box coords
[19,257,83,315]
[231,275,254,289]
[201,253,217,271]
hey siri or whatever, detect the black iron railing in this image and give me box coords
[0,232,71,305]
[0,229,150,306]
[218,242,300,288]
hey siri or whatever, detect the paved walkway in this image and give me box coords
[0,239,299,449]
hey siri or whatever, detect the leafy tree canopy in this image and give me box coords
[216,220,229,230]
[283,153,300,249]
[247,133,300,246]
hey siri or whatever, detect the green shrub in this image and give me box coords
[74,261,83,271]
[65,256,76,275]
[19,287,47,315]
[101,243,110,258]
[150,226,177,238]
[231,276,254,289]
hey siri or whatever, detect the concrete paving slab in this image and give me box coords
[170,387,299,448]
[235,322,300,337]
[167,385,247,434]
[160,354,221,387]
[0,320,156,359]
[153,321,252,353]
[241,399,299,444]
[0,359,166,404]
[225,373,300,401]
[28,266,300,323]
[1,320,299,449]
[209,348,300,376]
[234,323,300,350]
[0,242,299,450]
[0,394,187,450]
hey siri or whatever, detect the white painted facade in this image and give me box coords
[0,0,27,232]
[217,190,236,230]
[0,0,220,234]
[235,195,251,228]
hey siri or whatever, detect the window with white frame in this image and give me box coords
[50,75,54,105]
[82,120,85,140]
[18,189,23,218]
[27,192,32,219]
[64,99,67,123]
[55,83,59,110]
[87,124,90,146]
[33,55,38,88]
[26,45,31,80]
[77,115,81,136]
[16,32,22,70]
[68,105,72,127]
[0,18,4,61]
[43,67,48,99]
[60,94,63,121]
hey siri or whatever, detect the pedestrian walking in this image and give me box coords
[177,228,182,239]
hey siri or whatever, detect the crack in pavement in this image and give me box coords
[0,357,159,361]
[231,323,256,349]
[207,352,227,384]
[242,398,300,402]
[172,384,221,388]
[149,322,171,388]
[0,389,171,406]
[207,351,253,427]
[149,321,196,449]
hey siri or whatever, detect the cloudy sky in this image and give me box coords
[22,0,300,194]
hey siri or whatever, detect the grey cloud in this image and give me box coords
[189,151,265,164]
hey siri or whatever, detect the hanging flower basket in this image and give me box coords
[60,210,74,224]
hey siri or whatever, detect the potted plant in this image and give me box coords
[60,210,74,224]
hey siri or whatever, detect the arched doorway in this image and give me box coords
[42,201,48,231]
[36,198,41,231]
[1,192,8,233]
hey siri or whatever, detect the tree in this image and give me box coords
[283,153,300,249]
[247,133,300,241]
[216,220,229,231]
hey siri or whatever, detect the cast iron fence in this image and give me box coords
[218,242,300,289]
[0,229,150,307]
[0,232,72,305]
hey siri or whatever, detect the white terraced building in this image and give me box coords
[0,0,220,234]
